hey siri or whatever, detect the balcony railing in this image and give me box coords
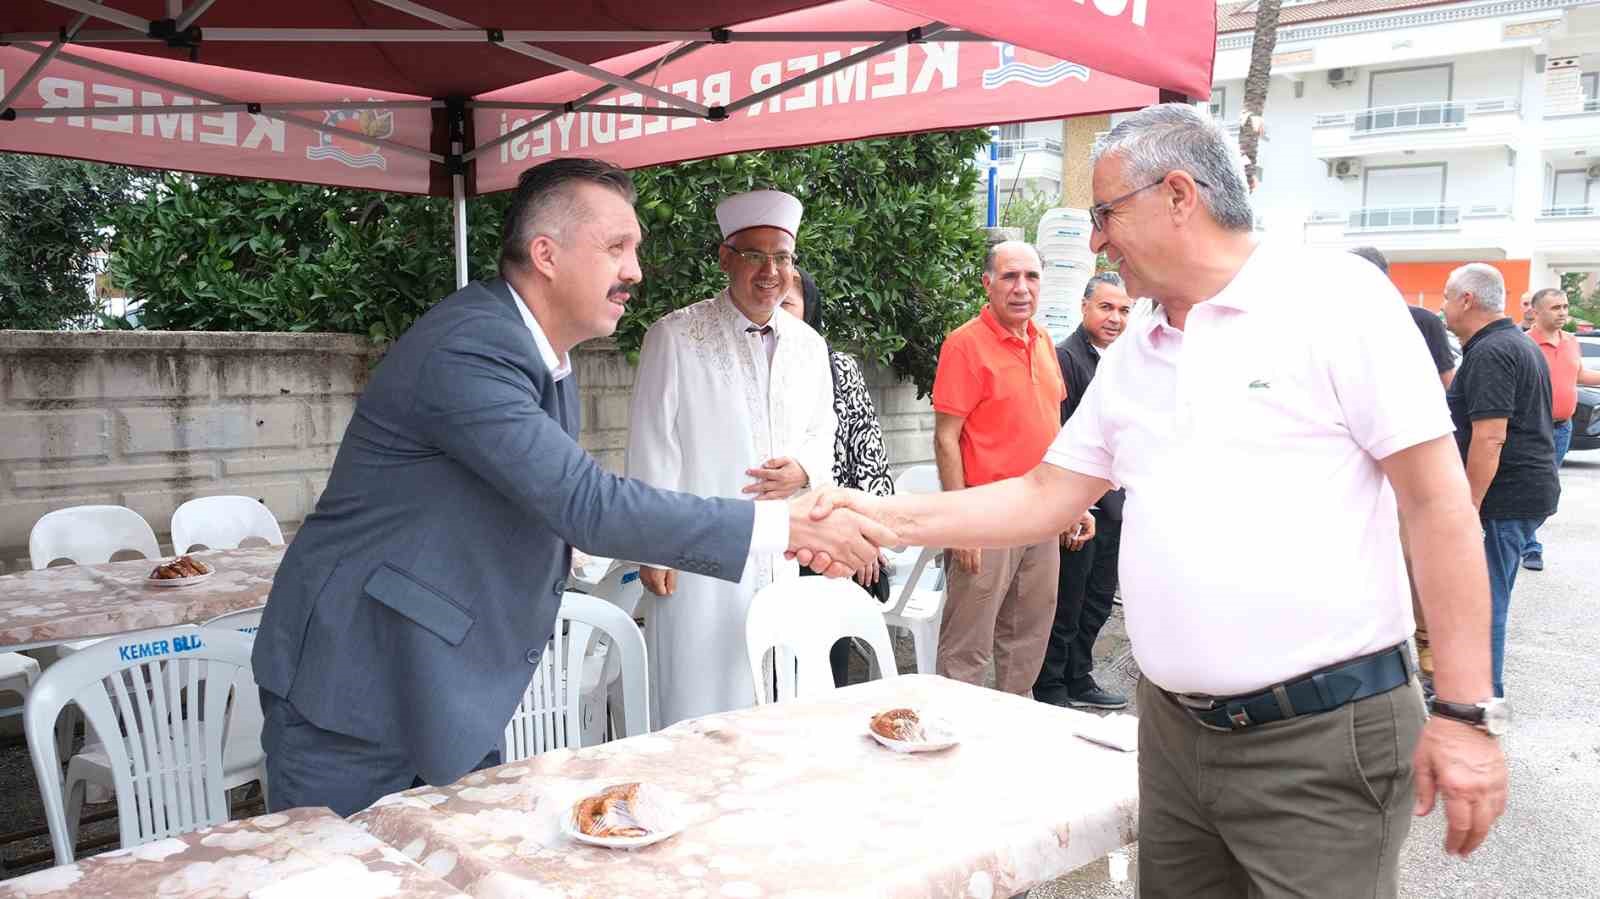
[1545,97,1600,117]
[1313,97,1518,133]
[993,138,1063,162]
[1344,205,1461,231]
[1540,205,1598,218]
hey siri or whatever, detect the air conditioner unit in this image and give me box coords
[1331,158,1363,179]
[1327,67,1357,87]
[1586,162,1600,180]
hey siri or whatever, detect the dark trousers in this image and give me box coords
[261,689,500,817]
[1033,517,1121,701]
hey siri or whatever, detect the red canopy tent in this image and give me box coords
[1,0,1215,284]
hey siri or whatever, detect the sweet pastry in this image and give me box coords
[572,783,648,838]
[870,708,925,742]
[150,556,211,580]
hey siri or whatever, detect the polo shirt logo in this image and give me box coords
[1248,379,1272,390]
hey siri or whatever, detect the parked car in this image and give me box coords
[1574,335,1600,453]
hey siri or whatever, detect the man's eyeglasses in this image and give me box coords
[1088,175,1212,232]
[722,244,798,269]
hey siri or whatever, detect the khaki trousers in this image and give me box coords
[1137,677,1424,899]
[937,538,1059,694]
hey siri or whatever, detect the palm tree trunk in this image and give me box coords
[1239,0,1283,192]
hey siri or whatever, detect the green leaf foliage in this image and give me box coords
[99,130,990,394]
[0,155,142,330]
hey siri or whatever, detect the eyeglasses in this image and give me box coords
[1088,175,1212,232]
[722,244,798,269]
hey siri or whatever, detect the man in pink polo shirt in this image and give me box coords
[810,104,1507,897]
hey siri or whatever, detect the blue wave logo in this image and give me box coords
[306,105,393,171]
[982,44,1090,90]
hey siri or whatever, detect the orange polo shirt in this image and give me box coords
[1529,329,1581,421]
[931,305,1067,487]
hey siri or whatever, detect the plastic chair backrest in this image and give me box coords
[29,505,161,570]
[883,546,942,617]
[892,464,942,496]
[201,607,266,770]
[745,578,899,705]
[503,593,649,762]
[170,496,285,554]
[23,626,255,865]
[586,563,644,619]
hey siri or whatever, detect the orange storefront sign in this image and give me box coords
[1386,260,1531,314]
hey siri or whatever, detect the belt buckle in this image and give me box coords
[1225,704,1252,729]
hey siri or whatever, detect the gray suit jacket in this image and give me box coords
[253,278,752,785]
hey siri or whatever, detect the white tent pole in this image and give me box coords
[166,0,181,16]
[453,172,469,289]
[463,39,708,164]
[174,0,219,31]
[1,28,992,44]
[9,100,443,116]
[0,14,89,117]
[6,41,445,163]
[39,0,148,32]
[369,0,709,116]
[471,102,702,117]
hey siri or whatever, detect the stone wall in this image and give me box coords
[0,331,935,573]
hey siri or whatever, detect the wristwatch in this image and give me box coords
[1428,696,1511,736]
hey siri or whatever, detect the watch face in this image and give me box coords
[1482,699,1511,736]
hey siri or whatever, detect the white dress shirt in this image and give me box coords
[507,282,788,554]
[1044,242,1453,696]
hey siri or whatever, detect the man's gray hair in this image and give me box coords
[1083,270,1125,300]
[1447,263,1506,313]
[1091,103,1254,233]
[984,239,1041,275]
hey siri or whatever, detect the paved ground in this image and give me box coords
[2,450,1596,893]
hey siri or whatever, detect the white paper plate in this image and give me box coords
[868,717,959,753]
[146,570,214,588]
[561,787,687,849]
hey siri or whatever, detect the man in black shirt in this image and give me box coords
[1033,271,1133,710]
[1441,263,1559,698]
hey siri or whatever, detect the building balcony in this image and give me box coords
[983,137,1063,186]
[1303,203,1515,259]
[1541,98,1600,153]
[1310,97,1521,160]
[1535,205,1600,259]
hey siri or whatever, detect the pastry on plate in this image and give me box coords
[150,556,212,580]
[870,708,925,743]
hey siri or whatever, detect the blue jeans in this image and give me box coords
[1524,419,1571,558]
[1483,518,1542,697]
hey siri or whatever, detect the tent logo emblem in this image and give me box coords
[982,44,1090,90]
[306,105,394,170]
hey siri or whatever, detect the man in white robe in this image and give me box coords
[626,190,838,726]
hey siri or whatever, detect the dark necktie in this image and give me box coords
[745,325,773,336]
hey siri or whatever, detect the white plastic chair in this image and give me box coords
[745,577,899,705]
[170,495,285,554]
[503,593,649,762]
[880,546,947,675]
[23,626,256,866]
[29,505,161,570]
[884,465,944,593]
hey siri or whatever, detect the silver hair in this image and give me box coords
[1090,103,1255,233]
[1083,270,1125,300]
[1447,263,1506,313]
[984,239,1041,275]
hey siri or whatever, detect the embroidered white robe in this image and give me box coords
[625,291,837,726]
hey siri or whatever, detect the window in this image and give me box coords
[1362,65,1460,130]
[1356,164,1452,228]
[1552,170,1591,208]
[1583,72,1597,100]
[1209,86,1227,121]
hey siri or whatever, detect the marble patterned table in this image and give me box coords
[0,546,284,652]
[351,674,1139,898]
[0,806,469,898]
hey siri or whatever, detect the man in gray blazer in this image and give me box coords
[253,158,890,816]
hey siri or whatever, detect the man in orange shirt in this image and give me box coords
[1521,287,1600,570]
[930,240,1090,693]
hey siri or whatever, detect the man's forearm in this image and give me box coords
[1578,369,1600,387]
[881,464,1108,551]
[1464,441,1502,510]
[933,436,967,492]
[1403,490,1494,702]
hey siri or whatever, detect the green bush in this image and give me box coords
[101,132,989,395]
[0,155,141,330]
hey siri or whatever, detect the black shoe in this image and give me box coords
[1522,551,1544,571]
[1033,687,1071,708]
[1067,682,1128,710]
